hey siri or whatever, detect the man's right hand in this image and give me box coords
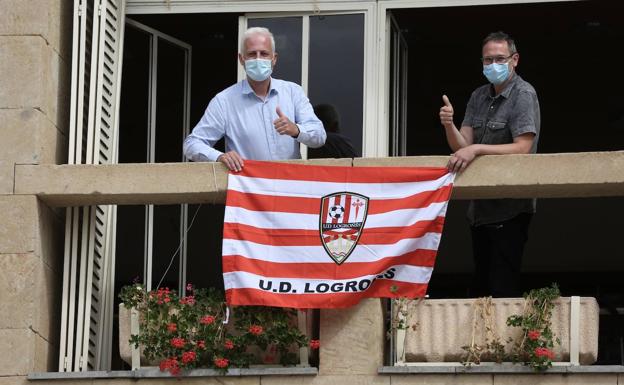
[439,95,454,129]
[217,151,244,172]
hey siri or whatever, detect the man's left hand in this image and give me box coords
[447,145,477,173]
[274,106,300,137]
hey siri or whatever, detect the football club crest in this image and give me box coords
[319,192,369,265]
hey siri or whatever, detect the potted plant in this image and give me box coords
[118,283,316,375]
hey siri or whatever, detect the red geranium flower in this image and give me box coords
[167,323,177,333]
[534,347,555,359]
[197,340,206,349]
[159,357,180,375]
[214,357,229,368]
[249,324,264,335]
[171,337,185,349]
[527,329,540,341]
[309,339,320,350]
[200,315,215,325]
[224,339,234,350]
[181,351,196,364]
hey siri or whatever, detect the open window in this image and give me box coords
[116,17,192,294]
[60,0,377,371]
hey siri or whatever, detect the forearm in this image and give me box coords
[183,136,223,162]
[471,141,532,156]
[444,124,470,151]
[296,122,327,148]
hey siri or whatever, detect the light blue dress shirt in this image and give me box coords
[183,78,326,162]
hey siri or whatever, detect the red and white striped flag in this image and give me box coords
[223,160,455,309]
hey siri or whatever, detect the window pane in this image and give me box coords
[309,14,364,155]
[186,204,226,290]
[151,205,182,289]
[115,205,146,287]
[119,25,150,163]
[155,38,187,162]
[248,17,302,84]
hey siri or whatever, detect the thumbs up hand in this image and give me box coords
[274,106,300,137]
[439,95,455,129]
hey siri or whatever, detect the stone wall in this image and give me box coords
[0,0,71,383]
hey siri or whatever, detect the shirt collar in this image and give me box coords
[241,77,279,96]
[490,72,520,99]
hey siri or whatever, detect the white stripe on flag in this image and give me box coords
[223,264,434,292]
[223,232,442,264]
[225,201,449,230]
[227,173,454,200]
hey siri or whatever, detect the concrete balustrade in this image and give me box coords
[13,151,624,206]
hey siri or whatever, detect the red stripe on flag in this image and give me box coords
[225,185,453,215]
[343,194,352,223]
[235,160,449,183]
[331,195,339,224]
[369,185,453,214]
[223,217,446,246]
[222,251,437,279]
[226,280,428,309]
[322,195,330,224]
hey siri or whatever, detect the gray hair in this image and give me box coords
[482,31,517,54]
[240,27,275,54]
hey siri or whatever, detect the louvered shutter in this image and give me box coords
[59,0,125,372]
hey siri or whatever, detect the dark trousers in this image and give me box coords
[470,213,532,298]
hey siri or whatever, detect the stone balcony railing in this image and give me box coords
[13,152,624,206]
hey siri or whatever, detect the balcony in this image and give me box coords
[18,152,624,383]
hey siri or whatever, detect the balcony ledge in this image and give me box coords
[379,364,624,374]
[13,151,624,206]
[27,366,318,380]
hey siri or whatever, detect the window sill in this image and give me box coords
[28,366,318,380]
[379,364,624,374]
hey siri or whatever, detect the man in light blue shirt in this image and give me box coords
[183,27,326,171]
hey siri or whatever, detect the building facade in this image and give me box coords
[1,0,624,384]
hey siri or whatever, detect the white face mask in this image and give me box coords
[244,59,272,82]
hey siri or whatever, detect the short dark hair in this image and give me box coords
[313,104,341,133]
[482,31,517,54]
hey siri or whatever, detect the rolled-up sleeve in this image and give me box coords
[292,87,326,149]
[183,97,226,162]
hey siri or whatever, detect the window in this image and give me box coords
[60,0,374,371]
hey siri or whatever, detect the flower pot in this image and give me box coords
[395,297,599,365]
[118,304,159,367]
[119,303,314,368]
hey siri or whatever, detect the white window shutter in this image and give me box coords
[60,0,125,372]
